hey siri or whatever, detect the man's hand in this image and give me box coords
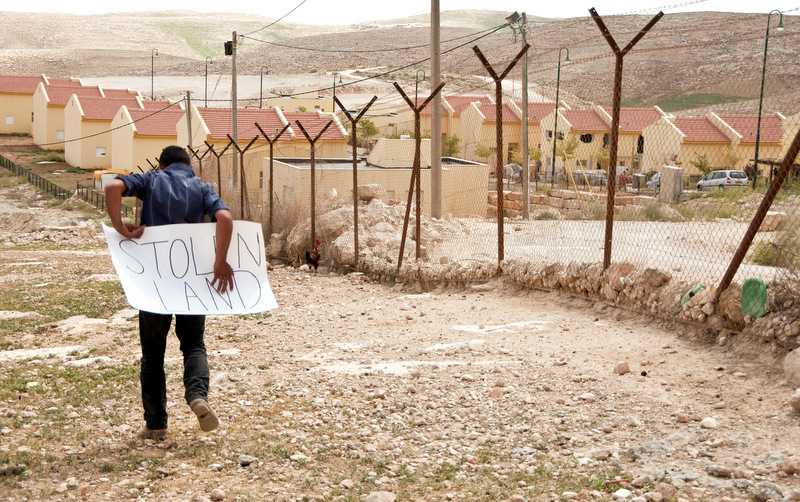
[211,260,234,294]
[105,180,144,239]
[211,208,235,294]
[116,222,146,239]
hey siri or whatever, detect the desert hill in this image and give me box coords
[0,9,797,115]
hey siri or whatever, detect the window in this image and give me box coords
[637,135,644,154]
[259,171,264,189]
[56,130,65,140]
[557,132,564,141]
[545,130,553,140]
[96,147,106,157]
[603,134,610,148]
[580,134,593,144]
[5,116,14,125]
[283,186,294,203]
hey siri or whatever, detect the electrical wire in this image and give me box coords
[35,101,183,148]
[240,0,308,37]
[241,23,509,53]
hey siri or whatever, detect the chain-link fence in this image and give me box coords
[187,11,800,323]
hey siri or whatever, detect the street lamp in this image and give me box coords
[260,65,269,109]
[151,48,159,101]
[204,56,213,107]
[332,72,343,114]
[752,9,784,189]
[507,11,531,213]
[415,69,426,107]
[551,48,569,188]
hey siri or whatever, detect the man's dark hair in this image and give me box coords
[159,146,191,167]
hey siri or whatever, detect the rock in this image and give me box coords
[643,268,671,288]
[237,454,258,467]
[707,465,733,477]
[790,389,800,413]
[613,488,632,499]
[751,481,784,501]
[340,479,355,489]
[779,458,800,475]
[364,491,396,502]
[290,454,308,462]
[700,417,718,429]
[614,362,630,375]
[655,482,676,500]
[788,488,800,501]
[355,184,387,203]
[785,350,800,387]
[210,488,226,501]
[759,211,785,232]
[643,492,663,502]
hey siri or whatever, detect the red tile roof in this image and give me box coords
[127,107,184,137]
[481,103,520,123]
[102,88,138,98]
[562,110,610,132]
[0,75,47,94]
[198,108,296,141]
[672,117,730,143]
[0,75,83,94]
[142,100,173,110]
[523,102,558,123]
[447,95,492,115]
[42,85,103,106]
[73,96,142,120]
[718,114,783,143]
[47,78,83,87]
[604,107,663,133]
[284,112,345,140]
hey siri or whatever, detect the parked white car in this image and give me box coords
[696,170,748,190]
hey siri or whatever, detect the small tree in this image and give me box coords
[442,135,461,157]
[474,143,496,163]
[357,119,378,142]
[556,135,579,166]
[593,146,610,170]
[690,152,712,175]
[298,106,307,112]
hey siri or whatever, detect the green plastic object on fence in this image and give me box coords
[680,284,704,308]
[741,278,767,319]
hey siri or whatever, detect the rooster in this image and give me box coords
[305,237,321,275]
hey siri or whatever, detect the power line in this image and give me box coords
[240,0,308,37]
[241,23,509,53]
[36,101,183,148]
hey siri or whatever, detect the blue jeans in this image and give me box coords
[138,311,209,430]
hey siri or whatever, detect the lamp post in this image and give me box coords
[414,69,426,107]
[507,11,530,215]
[332,72,343,114]
[151,48,159,101]
[752,9,784,189]
[204,56,213,107]
[551,48,569,188]
[259,65,269,109]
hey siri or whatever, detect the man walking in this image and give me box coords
[105,145,234,439]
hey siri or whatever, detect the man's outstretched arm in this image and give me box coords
[211,209,234,294]
[104,179,145,239]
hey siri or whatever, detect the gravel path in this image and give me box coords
[0,171,799,502]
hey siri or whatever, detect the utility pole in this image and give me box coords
[231,31,239,186]
[520,12,530,219]
[430,0,442,219]
[185,91,193,151]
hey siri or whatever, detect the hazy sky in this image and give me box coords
[3,0,798,25]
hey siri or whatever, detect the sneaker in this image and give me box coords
[189,398,219,432]
[138,426,167,440]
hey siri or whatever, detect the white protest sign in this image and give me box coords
[103,221,277,315]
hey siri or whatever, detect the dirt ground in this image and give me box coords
[0,169,799,502]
